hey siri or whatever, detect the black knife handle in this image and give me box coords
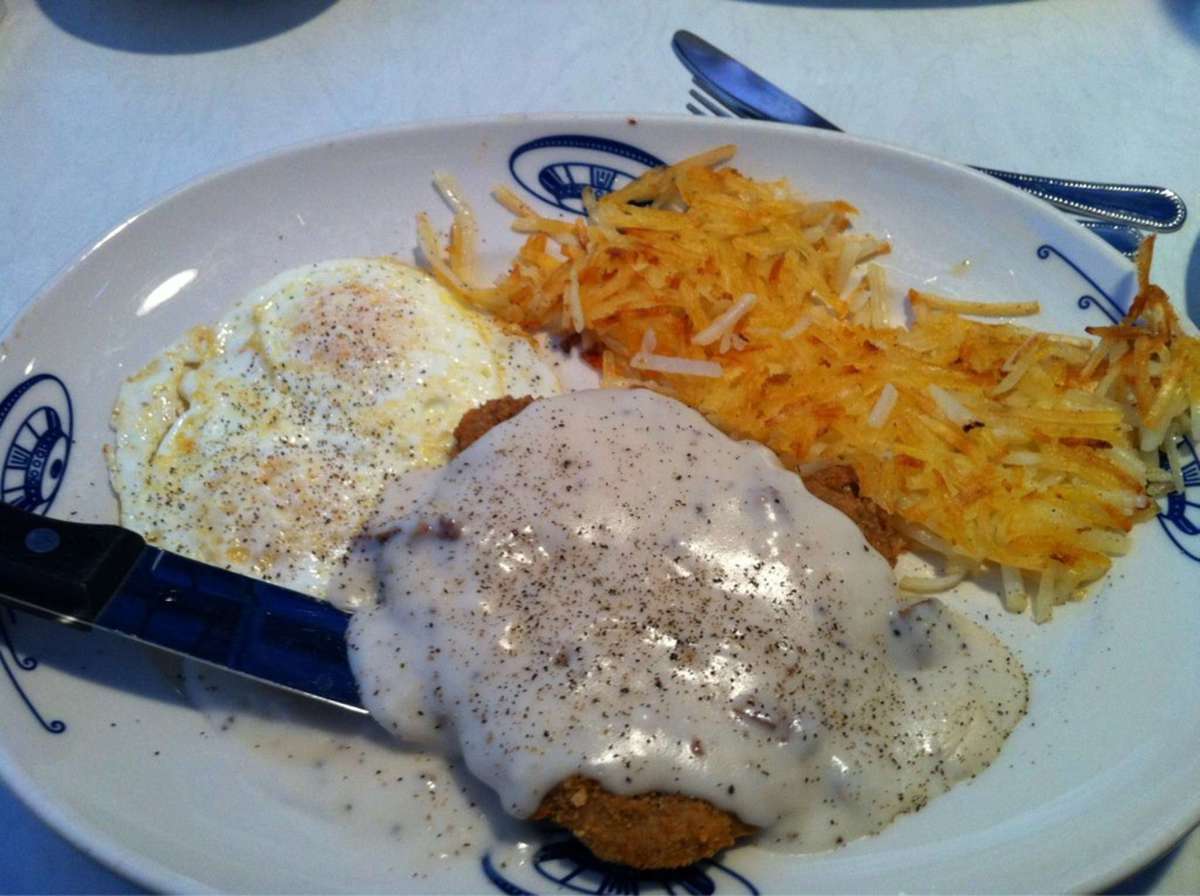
[0,503,145,620]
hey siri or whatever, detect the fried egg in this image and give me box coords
[107,257,558,609]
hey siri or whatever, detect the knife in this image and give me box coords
[0,503,365,714]
[672,30,1187,234]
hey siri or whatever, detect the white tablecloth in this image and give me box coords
[1,0,1198,890]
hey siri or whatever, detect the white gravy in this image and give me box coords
[348,389,1027,850]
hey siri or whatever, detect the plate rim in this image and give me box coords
[0,737,204,892]
[2,112,1181,894]
[19,112,1131,322]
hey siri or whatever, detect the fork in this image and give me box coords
[684,84,1145,258]
[674,30,1184,254]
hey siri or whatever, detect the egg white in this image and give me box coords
[107,257,559,609]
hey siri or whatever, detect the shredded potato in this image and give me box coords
[421,146,1200,622]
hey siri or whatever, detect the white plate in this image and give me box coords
[1,115,1197,894]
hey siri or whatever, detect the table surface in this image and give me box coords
[2,0,1199,891]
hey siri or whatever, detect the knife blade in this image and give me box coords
[0,502,365,713]
[673,30,841,131]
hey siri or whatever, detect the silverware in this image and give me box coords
[1075,220,1144,258]
[673,30,1186,235]
[0,503,365,714]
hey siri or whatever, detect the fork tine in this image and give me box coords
[686,102,706,116]
[688,87,731,117]
[691,79,763,121]
[690,80,758,119]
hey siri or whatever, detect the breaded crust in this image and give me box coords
[532,775,756,869]
[452,395,536,455]
[801,465,905,564]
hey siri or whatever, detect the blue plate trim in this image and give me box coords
[0,609,65,734]
[0,373,74,515]
[1038,244,1200,564]
[481,853,534,896]
[509,135,665,215]
[1037,244,1126,324]
[1156,436,1200,561]
[0,373,74,733]
[482,838,759,895]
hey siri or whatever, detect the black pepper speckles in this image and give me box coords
[350,389,1029,849]
[111,260,557,614]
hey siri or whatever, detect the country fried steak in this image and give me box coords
[450,396,905,868]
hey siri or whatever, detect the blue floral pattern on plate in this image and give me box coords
[509,135,665,215]
[1036,244,1127,324]
[0,608,65,734]
[0,373,74,734]
[482,838,759,895]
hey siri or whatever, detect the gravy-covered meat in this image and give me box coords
[455,397,907,570]
[350,390,1027,870]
